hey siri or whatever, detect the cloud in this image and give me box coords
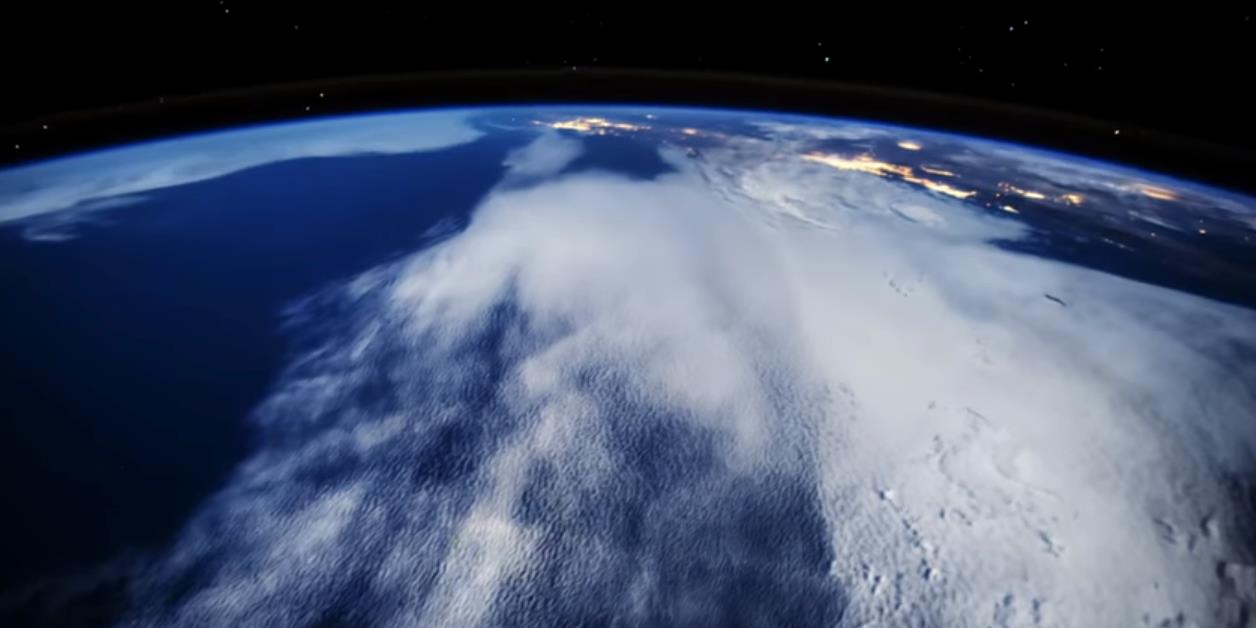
[0,110,484,228]
[114,121,1256,626]
[502,132,583,179]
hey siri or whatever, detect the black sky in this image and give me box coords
[2,6,1254,155]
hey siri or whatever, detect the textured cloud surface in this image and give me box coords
[105,112,1256,626]
[0,110,482,227]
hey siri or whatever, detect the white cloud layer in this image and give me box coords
[112,118,1256,626]
[0,110,483,225]
[502,132,584,179]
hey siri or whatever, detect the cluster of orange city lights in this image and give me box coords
[802,152,977,200]
[537,122,1190,222]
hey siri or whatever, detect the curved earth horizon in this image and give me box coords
[1,105,1253,626]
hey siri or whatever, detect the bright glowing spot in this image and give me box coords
[803,153,913,177]
[681,128,699,136]
[804,153,976,199]
[902,176,978,199]
[1000,183,1047,200]
[1001,205,1020,214]
[547,117,649,134]
[898,140,923,151]
[1199,228,1208,235]
[1061,193,1085,206]
[1139,185,1179,201]
[920,165,956,177]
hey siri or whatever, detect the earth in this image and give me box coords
[1,106,1255,627]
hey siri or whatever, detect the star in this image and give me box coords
[1114,129,1121,135]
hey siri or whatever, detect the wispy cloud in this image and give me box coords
[502,131,583,179]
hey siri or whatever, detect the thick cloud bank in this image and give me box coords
[123,127,1256,626]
